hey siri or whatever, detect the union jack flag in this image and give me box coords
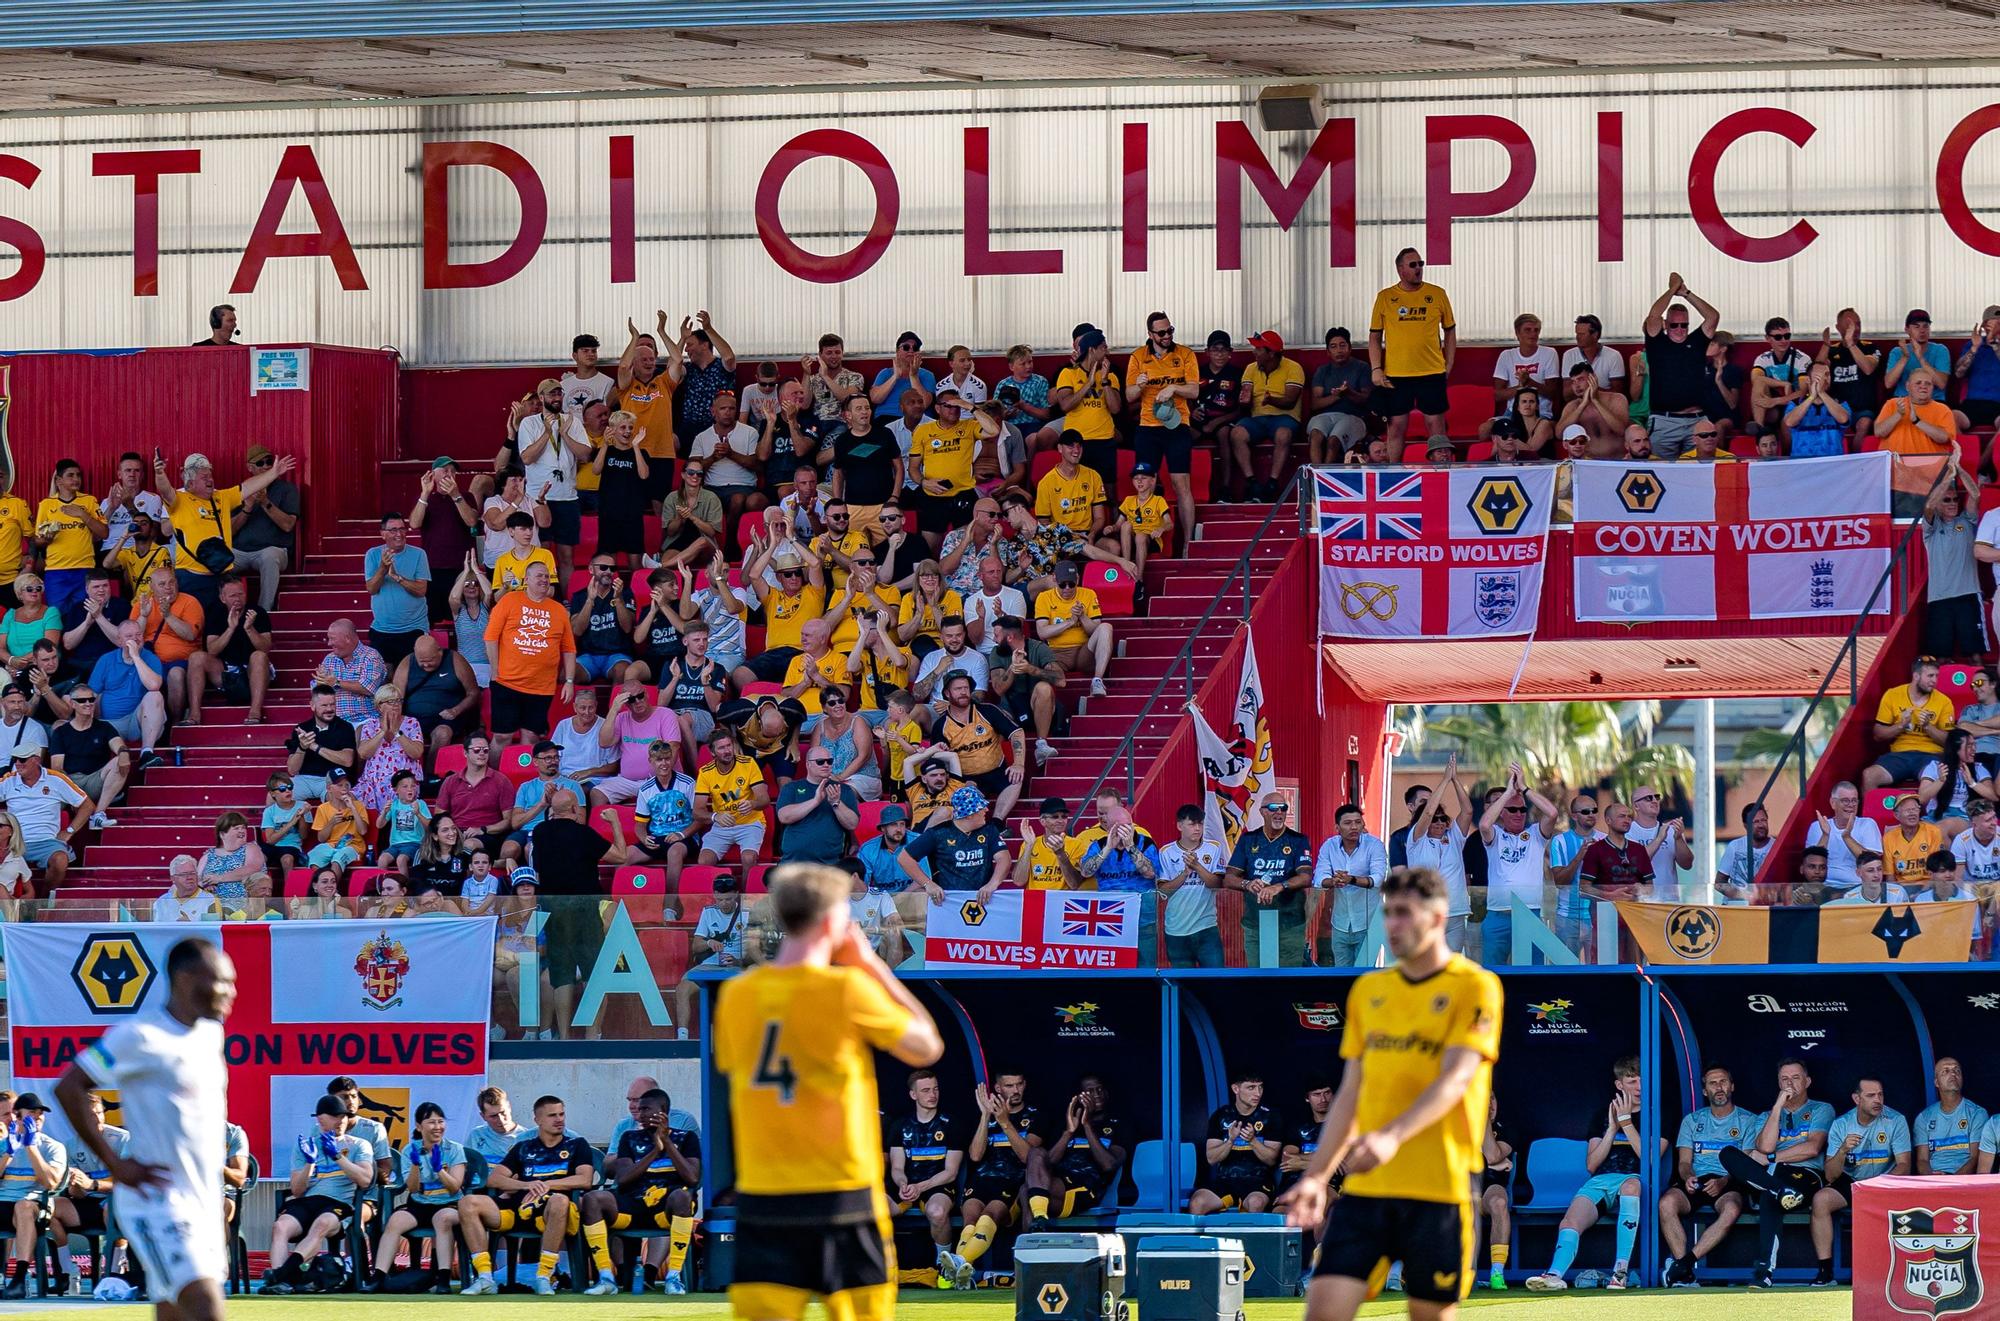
[1060,899,1126,938]
[1313,469,1425,541]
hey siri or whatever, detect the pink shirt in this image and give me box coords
[612,707,681,779]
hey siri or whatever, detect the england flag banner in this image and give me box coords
[924,890,1140,969]
[1311,466,1557,639]
[3,919,494,1177]
[1571,453,1892,622]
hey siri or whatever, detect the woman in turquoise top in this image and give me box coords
[0,573,61,677]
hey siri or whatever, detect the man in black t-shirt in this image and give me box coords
[1189,1070,1280,1214]
[204,574,274,720]
[285,685,358,802]
[568,557,638,687]
[459,1094,604,1295]
[888,1068,966,1277]
[1820,308,1881,435]
[528,790,630,1032]
[946,1070,1046,1288]
[1196,331,1245,446]
[831,401,903,538]
[582,1087,701,1292]
[899,787,1009,897]
[49,687,126,828]
[1640,271,1723,460]
[1278,1076,1337,1198]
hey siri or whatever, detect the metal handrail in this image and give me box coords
[1747,463,1949,826]
[1067,468,1306,829]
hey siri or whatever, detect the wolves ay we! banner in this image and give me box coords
[1310,466,1557,639]
[1572,453,1892,622]
[3,920,494,1175]
[925,891,1139,969]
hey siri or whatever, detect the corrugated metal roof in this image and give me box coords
[0,1,1993,110]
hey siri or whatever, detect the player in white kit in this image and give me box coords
[55,938,235,1321]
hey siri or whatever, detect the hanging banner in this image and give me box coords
[1571,453,1892,622]
[1310,466,1556,639]
[924,891,1139,969]
[1852,1176,2000,1321]
[1617,900,1973,965]
[3,919,494,1176]
[1192,633,1277,852]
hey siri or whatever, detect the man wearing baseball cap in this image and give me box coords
[1888,309,1952,402]
[872,330,936,421]
[899,785,1010,900]
[1955,304,2000,428]
[1196,332,1247,479]
[407,455,479,625]
[1368,246,1458,462]
[1034,562,1114,699]
[508,376,591,584]
[0,739,90,891]
[1229,331,1304,502]
[1127,312,1203,535]
[0,1093,64,1298]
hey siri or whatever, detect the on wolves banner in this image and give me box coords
[1617,900,1974,964]
[3,919,494,1177]
[1572,453,1892,621]
[1192,633,1277,851]
[925,891,1139,969]
[1310,466,1556,639]
[1853,1175,2000,1321]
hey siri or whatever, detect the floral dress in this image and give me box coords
[354,716,425,812]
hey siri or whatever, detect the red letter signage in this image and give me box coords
[1938,105,2000,258]
[91,149,201,296]
[1688,108,1819,263]
[0,156,43,304]
[755,130,898,284]
[1215,119,1356,270]
[609,135,636,284]
[231,145,366,293]
[1122,122,1149,273]
[1597,111,1625,263]
[963,127,1060,277]
[1424,116,1535,265]
[423,141,548,290]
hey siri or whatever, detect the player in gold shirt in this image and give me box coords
[1368,247,1458,463]
[1280,866,1502,1319]
[713,863,943,1321]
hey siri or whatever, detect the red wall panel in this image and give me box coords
[0,346,397,540]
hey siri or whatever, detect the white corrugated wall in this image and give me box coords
[2,70,1998,363]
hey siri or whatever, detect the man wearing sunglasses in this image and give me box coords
[1222,795,1313,967]
[1748,318,1812,443]
[1476,762,1560,965]
[1547,794,1604,958]
[1624,784,1694,898]
[1641,271,1722,461]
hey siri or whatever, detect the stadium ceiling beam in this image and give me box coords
[364,37,688,91]
[63,45,406,97]
[1608,10,1882,59]
[979,21,1292,77]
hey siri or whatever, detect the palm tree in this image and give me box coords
[1407,700,1695,802]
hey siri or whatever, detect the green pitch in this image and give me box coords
[0,1286,1857,1318]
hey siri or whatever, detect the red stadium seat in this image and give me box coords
[677,865,730,894]
[435,744,468,778]
[741,682,783,699]
[1188,448,1214,502]
[1728,437,1760,458]
[856,799,892,844]
[283,867,313,897]
[612,864,670,895]
[1463,441,1494,463]
[497,744,538,784]
[621,892,667,925]
[745,864,773,893]
[638,927,691,988]
[345,866,387,898]
[1939,663,1981,714]
[1029,450,1060,486]
[595,804,639,843]
[1083,560,1136,616]
[566,568,592,597]
[576,515,599,559]
[1863,787,1910,829]
[736,510,767,549]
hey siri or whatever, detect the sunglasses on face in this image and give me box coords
[1693,429,1719,438]
[1152,326,1174,337]
[1770,334,1791,342]
[1635,793,1660,803]
[1666,321,1689,330]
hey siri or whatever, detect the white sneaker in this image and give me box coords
[1034,738,1055,766]
[585,1276,617,1296]
[464,1276,498,1296]
[531,1276,557,1295]
[1089,678,1108,697]
[1525,1273,1568,1291]
[662,1271,686,1295]
[87,812,115,830]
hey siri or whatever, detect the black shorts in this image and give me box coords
[614,1185,689,1230]
[488,681,552,736]
[1133,426,1194,475]
[403,1200,453,1232]
[1683,1178,1751,1213]
[1381,373,1450,418]
[966,766,1011,798]
[744,646,801,685]
[277,1194,353,1229]
[65,1196,109,1233]
[1204,1166,1274,1207]
[1312,1193,1471,1304]
[216,662,254,704]
[919,491,975,536]
[544,498,583,547]
[964,1170,1026,1206]
[733,1191,892,1309]
[1048,1180,1105,1217]
[542,898,606,989]
[1826,1174,1856,1203]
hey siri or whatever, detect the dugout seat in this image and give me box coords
[1129,1140,1197,1212]
[1515,1138,1590,1219]
[228,1153,262,1295]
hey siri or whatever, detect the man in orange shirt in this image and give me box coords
[1876,369,1958,455]
[484,561,578,746]
[1126,311,1203,539]
[134,565,211,725]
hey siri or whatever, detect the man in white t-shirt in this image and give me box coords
[965,556,1026,658]
[550,686,616,787]
[1157,804,1227,967]
[1804,780,1884,892]
[911,620,990,709]
[1559,314,1625,390]
[1487,312,1561,421]
[1477,762,1558,965]
[1402,768,1474,952]
[561,334,616,416]
[57,936,234,1319]
[687,393,764,498]
[0,685,48,764]
[511,377,592,583]
[1715,803,1774,903]
[1953,799,2000,883]
[1623,783,1693,899]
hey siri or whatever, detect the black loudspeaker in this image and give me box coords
[1256,85,1326,133]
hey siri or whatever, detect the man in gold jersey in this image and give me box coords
[1279,866,1501,1320]
[1368,247,1458,463]
[713,863,944,1321]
